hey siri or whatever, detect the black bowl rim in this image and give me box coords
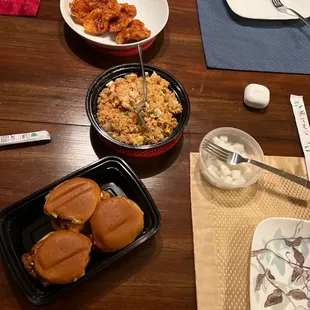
[85,63,190,150]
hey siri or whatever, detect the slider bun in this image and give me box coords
[90,197,144,252]
[44,177,101,223]
[34,231,91,284]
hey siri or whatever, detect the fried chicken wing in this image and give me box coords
[116,20,151,44]
[88,0,118,10]
[109,3,137,32]
[69,0,118,25]
[83,8,119,35]
[69,0,92,25]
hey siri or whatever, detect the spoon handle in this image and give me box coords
[138,44,147,102]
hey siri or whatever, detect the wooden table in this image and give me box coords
[0,0,309,309]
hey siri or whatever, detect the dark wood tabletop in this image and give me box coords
[1,0,310,309]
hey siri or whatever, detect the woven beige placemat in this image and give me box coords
[190,153,310,310]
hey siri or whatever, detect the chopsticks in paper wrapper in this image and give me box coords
[290,95,310,180]
[0,130,51,147]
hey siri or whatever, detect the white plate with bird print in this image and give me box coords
[226,0,310,20]
[250,218,310,310]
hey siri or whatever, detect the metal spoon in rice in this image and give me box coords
[135,44,150,131]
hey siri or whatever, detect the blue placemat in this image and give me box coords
[197,0,310,74]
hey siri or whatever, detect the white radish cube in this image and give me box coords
[241,152,248,158]
[214,158,223,167]
[219,164,231,176]
[233,143,245,153]
[223,142,231,149]
[206,166,220,179]
[212,136,221,145]
[232,176,246,186]
[242,165,252,175]
[224,176,233,184]
[225,144,235,152]
[220,135,228,143]
[231,170,242,179]
[205,155,214,165]
[217,140,226,148]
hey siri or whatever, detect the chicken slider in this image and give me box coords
[90,197,144,252]
[44,177,101,232]
[22,231,91,285]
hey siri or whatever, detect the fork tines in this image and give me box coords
[202,140,230,161]
[271,0,282,8]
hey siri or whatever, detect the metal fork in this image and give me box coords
[271,0,310,27]
[135,44,150,131]
[203,140,310,189]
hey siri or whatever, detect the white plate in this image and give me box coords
[60,0,169,49]
[250,218,310,310]
[226,0,310,20]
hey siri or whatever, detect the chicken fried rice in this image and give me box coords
[97,72,183,146]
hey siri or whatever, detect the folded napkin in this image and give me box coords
[197,0,310,74]
[0,0,40,16]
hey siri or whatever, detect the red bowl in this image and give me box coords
[86,64,190,158]
[85,38,156,57]
[98,133,182,158]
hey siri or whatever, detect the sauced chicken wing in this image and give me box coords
[83,8,119,35]
[109,3,136,32]
[69,0,92,25]
[69,0,118,25]
[115,20,151,44]
[88,0,118,10]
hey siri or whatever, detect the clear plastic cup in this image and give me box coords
[199,127,265,189]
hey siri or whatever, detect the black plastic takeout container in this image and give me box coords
[85,63,190,157]
[0,156,161,306]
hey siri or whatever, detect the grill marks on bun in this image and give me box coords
[44,177,101,225]
[33,231,91,285]
[90,197,144,252]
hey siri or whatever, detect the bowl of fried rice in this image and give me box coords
[86,63,190,157]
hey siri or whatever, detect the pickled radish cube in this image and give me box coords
[217,140,227,148]
[205,156,214,165]
[241,152,248,158]
[219,164,231,176]
[231,176,246,186]
[224,176,233,184]
[241,165,252,175]
[225,144,235,152]
[206,166,219,179]
[212,136,221,144]
[231,170,241,179]
[233,143,245,153]
[220,135,228,143]
[214,158,223,167]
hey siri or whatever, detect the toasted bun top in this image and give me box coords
[90,197,144,252]
[44,177,101,223]
[34,231,91,284]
